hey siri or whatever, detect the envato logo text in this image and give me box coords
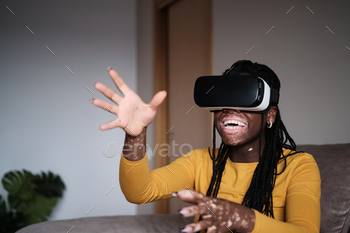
[103,140,193,158]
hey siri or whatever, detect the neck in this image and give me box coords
[229,138,266,163]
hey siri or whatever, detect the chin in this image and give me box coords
[221,137,243,147]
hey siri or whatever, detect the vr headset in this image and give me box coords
[193,61,279,113]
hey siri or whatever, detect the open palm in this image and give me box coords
[92,68,166,136]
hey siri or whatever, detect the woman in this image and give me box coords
[92,60,321,233]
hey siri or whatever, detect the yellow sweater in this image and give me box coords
[120,148,321,233]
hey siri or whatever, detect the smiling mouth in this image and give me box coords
[223,120,247,129]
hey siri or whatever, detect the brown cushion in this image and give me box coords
[16,214,193,233]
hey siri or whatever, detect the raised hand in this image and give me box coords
[175,189,255,233]
[92,68,167,136]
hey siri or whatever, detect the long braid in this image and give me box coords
[206,117,217,196]
[212,146,229,197]
[206,143,229,197]
[206,118,230,197]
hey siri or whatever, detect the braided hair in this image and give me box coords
[206,60,297,218]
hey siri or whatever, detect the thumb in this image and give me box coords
[148,90,167,110]
[174,189,205,205]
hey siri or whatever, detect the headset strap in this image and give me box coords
[270,89,279,105]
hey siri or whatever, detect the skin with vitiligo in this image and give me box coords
[215,107,276,163]
[175,190,255,233]
[123,127,147,161]
[92,68,277,233]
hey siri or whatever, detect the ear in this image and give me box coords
[267,106,277,124]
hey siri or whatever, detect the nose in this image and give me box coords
[222,108,241,114]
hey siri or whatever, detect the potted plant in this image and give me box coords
[0,169,65,233]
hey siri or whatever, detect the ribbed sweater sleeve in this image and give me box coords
[119,152,197,204]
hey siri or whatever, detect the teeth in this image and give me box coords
[223,120,246,127]
[224,125,242,129]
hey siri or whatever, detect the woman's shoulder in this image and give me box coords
[279,148,321,191]
[280,147,319,172]
[282,148,316,161]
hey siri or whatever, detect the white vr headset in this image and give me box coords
[193,63,279,113]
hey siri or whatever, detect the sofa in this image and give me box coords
[17,143,350,233]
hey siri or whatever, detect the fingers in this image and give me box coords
[94,82,123,104]
[181,220,210,233]
[91,98,121,131]
[179,203,209,217]
[176,189,205,205]
[108,68,133,96]
[148,91,167,110]
[99,119,121,131]
[91,98,119,116]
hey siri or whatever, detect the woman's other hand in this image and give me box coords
[176,189,255,233]
[92,68,166,136]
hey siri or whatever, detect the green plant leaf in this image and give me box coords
[0,210,25,233]
[2,170,34,201]
[8,194,23,210]
[32,171,65,198]
[0,195,7,215]
[15,194,58,225]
